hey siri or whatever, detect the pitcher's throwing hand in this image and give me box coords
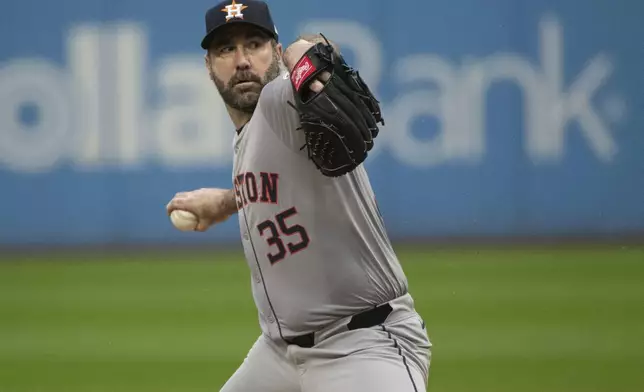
[166,188,237,231]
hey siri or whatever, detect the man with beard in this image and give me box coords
[166,1,432,391]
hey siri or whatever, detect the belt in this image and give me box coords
[284,302,393,348]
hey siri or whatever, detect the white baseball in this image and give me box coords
[170,210,199,231]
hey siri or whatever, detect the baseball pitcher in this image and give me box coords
[166,1,432,391]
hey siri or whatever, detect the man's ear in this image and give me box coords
[204,53,216,83]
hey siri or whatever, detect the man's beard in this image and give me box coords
[211,50,281,114]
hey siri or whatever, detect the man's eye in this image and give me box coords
[248,40,262,49]
[219,46,234,54]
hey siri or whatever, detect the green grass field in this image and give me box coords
[1,246,643,392]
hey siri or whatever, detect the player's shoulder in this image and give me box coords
[258,71,292,107]
[255,71,304,148]
[264,71,290,92]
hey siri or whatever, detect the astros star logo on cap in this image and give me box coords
[221,0,248,22]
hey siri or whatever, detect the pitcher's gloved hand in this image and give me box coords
[284,35,384,177]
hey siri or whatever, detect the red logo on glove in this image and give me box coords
[291,55,316,91]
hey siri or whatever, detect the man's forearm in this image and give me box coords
[224,188,239,215]
[283,34,341,71]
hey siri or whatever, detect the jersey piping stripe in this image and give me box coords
[380,325,419,392]
[240,206,286,341]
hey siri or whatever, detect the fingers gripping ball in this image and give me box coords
[170,210,199,231]
[287,34,384,177]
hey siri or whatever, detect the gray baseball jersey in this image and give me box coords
[231,72,409,341]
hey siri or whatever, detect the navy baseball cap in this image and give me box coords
[201,0,279,50]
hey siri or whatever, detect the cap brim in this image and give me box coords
[201,20,277,49]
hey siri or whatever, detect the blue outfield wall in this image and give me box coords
[0,0,642,245]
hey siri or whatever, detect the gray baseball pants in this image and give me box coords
[220,293,431,392]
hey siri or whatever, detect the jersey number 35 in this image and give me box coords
[257,207,310,264]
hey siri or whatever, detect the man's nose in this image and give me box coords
[234,49,251,70]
